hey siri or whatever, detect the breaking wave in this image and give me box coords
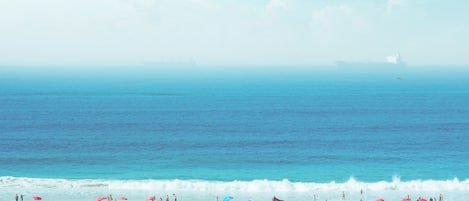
[2,176,469,191]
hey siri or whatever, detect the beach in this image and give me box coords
[1,177,468,201]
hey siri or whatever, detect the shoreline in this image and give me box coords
[0,177,467,201]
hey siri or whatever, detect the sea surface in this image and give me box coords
[1,66,469,201]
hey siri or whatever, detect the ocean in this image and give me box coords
[1,67,469,201]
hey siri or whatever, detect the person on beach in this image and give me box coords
[173,193,177,201]
[160,197,163,201]
[342,191,345,201]
[166,195,170,201]
[109,194,113,201]
[360,189,363,201]
[21,194,24,201]
[15,194,18,201]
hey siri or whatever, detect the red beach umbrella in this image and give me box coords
[32,196,42,201]
[147,196,156,201]
[96,197,108,201]
[402,198,411,201]
[119,197,128,200]
[376,198,384,201]
[418,198,427,201]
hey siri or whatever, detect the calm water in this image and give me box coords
[1,67,469,201]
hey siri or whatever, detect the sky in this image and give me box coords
[1,0,468,67]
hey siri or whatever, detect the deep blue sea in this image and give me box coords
[1,66,469,201]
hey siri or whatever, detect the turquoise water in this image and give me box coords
[1,67,469,201]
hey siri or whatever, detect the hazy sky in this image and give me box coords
[1,0,468,67]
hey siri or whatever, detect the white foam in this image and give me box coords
[1,176,467,201]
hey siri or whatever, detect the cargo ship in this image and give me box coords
[336,53,406,71]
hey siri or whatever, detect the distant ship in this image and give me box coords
[336,53,406,71]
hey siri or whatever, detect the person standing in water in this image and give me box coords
[173,194,177,201]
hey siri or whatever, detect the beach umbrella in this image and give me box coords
[32,196,42,201]
[119,197,128,200]
[147,196,156,201]
[96,196,108,201]
[223,196,234,201]
[418,198,427,201]
[402,198,411,201]
[272,197,283,201]
[376,198,384,201]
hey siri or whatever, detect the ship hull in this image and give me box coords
[336,61,406,73]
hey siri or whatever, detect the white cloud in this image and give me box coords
[312,5,352,26]
[265,0,288,11]
[189,0,220,10]
[0,1,468,66]
[262,0,289,23]
[311,4,370,38]
[0,0,157,65]
[386,0,406,14]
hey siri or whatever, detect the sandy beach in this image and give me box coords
[1,177,467,201]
